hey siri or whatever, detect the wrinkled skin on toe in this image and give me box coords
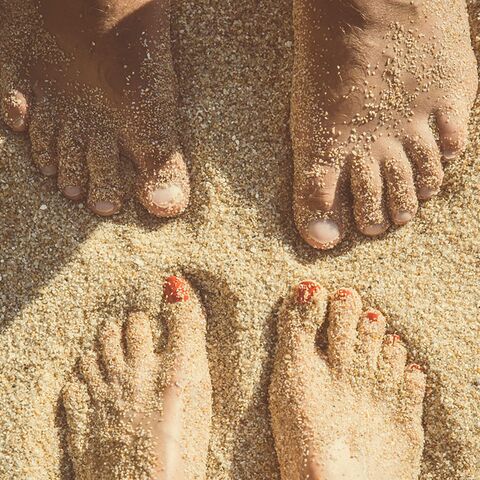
[291,0,478,249]
[270,283,426,480]
[63,278,211,480]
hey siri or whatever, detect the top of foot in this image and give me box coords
[291,0,478,249]
[270,282,427,480]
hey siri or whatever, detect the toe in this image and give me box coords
[125,312,155,369]
[294,165,345,250]
[276,281,328,354]
[2,89,28,132]
[435,106,470,159]
[377,334,407,390]
[29,96,58,176]
[382,143,418,226]
[327,288,363,372]
[86,134,124,216]
[356,309,387,371]
[79,354,108,401]
[163,276,207,358]
[404,122,444,200]
[350,155,388,237]
[57,122,88,201]
[99,321,127,382]
[137,151,190,218]
[402,364,427,419]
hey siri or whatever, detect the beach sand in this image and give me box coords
[0,1,479,479]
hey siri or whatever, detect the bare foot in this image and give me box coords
[291,0,478,249]
[63,277,211,479]
[270,282,426,480]
[1,0,189,217]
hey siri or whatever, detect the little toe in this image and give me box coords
[99,321,127,382]
[404,122,444,201]
[2,89,28,132]
[86,134,123,216]
[294,165,344,250]
[57,123,88,201]
[125,311,155,369]
[29,97,58,176]
[350,155,388,237]
[137,151,190,218]
[356,309,387,371]
[402,364,427,420]
[277,281,328,354]
[435,106,470,160]
[382,143,418,226]
[327,288,363,372]
[377,334,408,390]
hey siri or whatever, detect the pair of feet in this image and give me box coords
[1,0,478,248]
[63,277,426,479]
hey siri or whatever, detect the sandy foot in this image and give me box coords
[291,0,478,249]
[1,0,189,217]
[62,277,211,479]
[270,282,426,480]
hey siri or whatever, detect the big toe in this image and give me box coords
[307,219,342,248]
[137,151,190,218]
[2,89,28,132]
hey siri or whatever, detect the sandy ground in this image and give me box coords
[0,1,479,479]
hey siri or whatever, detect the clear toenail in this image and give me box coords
[443,150,457,160]
[418,187,439,200]
[394,211,413,225]
[94,201,116,216]
[308,219,340,245]
[12,117,25,130]
[64,186,82,200]
[150,184,183,209]
[363,224,386,237]
[40,165,57,176]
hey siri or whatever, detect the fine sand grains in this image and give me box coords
[0,1,479,479]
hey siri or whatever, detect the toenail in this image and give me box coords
[149,184,184,209]
[393,211,413,225]
[164,276,190,304]
[93,201,117,216]
[336,288,353,298]
[408,364,424,372]
[443,150,457,160]
[367,311,380,321]
[12,117,25,131]
[388,334,402,345]
[363,224,386,237]
[418,187,439,200]
[40,165,57,176]
[308,219,340,246]
[64,186,83,200]
[296,281,321,304]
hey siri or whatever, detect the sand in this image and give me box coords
[0,1,479,479]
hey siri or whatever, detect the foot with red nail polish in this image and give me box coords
[270,284,426,479]
[1,0,190,218]
[291,0,478,249]
[63,279,211,479]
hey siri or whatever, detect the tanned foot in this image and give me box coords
[291,0,478,249]
[63,277,211,479]
[270,282,426,480]
[1,0,189,217]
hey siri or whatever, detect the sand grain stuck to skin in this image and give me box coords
[0,1,479,479]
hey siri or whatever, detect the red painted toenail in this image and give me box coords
[337,288,352,298]
[296,281,321,304]
[409,364,424,372]
[164,276,189,304]
[367,311,380,321]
